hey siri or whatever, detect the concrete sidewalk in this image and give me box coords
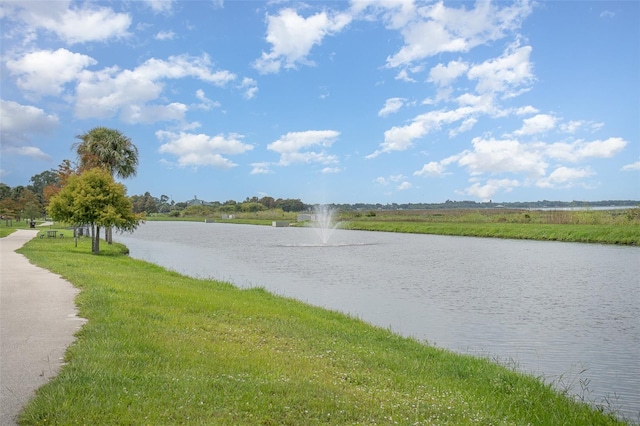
[0,230,86,425]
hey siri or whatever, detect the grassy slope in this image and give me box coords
[341,221,640,245]
[16,236,624,425]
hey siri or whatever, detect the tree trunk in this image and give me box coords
[106,226,113,244]
[92,225,101,254]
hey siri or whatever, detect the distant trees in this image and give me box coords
[259,196,276,209]
[131,192,158,214]
[0,183,43,222]
[275,198,305,212]
[123,194,308,216]
[28,170,58,207]
[48,168,142,254]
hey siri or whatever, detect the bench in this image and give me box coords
[40,230,63,239]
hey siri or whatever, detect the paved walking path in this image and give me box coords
[0,230,86,425]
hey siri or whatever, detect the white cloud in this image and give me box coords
[0,100,59,145]
[374,176,389,186]
[194,89,221,110]
[622,161,640,171]
[560,120,602,134]
[155,30,176,40]
[121,103,187,124]
[239,77,258,99]
[253,8,351,74]
[467,43,534,97]
[2,146,52,161]
[267,130,338,153]
[458,137,547,177]
[368,105,482,158]
[414,134,629,198]
[397,181,413,190]
[463,178,520,201]
[157,131,253,169]
[414,161,447,177]
[378,97,405,117]
[395,69,416,82]
[144,0,176,14]
[545,137,628,162]
[2,1,131,44]
[250,162,273,175]
[376,0,532,68]
[428,60,468,87]
[449,117,477,137]
[514,113,557,136]
[573,137,628,159]
[321,167,341,174]
[514,105,539,115]
[267,130,340,166]
[133,55,235,85]
[560,120,583,134]
[374,174,409,190]
[5,48,97,97]
[74,54,236,121]
[536,166,594,188]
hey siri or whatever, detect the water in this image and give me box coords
[116,221,640,421]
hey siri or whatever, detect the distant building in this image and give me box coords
[185,196,213,206]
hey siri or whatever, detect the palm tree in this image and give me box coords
[74,127,139,243]
[74,127,139,179]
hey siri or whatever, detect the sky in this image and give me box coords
[1,0,638,205]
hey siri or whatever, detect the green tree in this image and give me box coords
[28,170,59,206]
[259,196,276,209]
[276,198,305,212]
[240,202,266,213]
[48,168,142,254]
[74,127,139,243]
[18,189,42,221]
[74,127,139,179]
[0,183,11,201]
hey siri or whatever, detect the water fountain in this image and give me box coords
[312,205,340,245]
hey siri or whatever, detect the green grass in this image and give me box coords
[14,236,627,425]
[341,221,640,245]
[0,219,39,237]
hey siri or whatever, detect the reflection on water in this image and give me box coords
[116,221,640,421]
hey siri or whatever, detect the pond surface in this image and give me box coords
[116,221,639,421]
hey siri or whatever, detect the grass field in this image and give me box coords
[12,235,628,425]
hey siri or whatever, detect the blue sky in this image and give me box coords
[1,0,638,204]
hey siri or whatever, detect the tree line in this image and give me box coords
[129,193,307,216]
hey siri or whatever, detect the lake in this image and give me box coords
[116,221,640,421]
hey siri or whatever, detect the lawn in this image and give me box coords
[14,235,627,425]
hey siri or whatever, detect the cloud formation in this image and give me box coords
[1,1,131,44]
[157,131,253,169]
[268,130,340,166]
[254,8,351,73]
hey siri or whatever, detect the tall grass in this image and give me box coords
[340,208,640,225]
[15,236,627,425]
[339,208,640,245]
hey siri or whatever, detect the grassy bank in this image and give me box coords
[340,221,640,245]
[15,236,626,425]
[147,207,640,245]
[338,208,640,245]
